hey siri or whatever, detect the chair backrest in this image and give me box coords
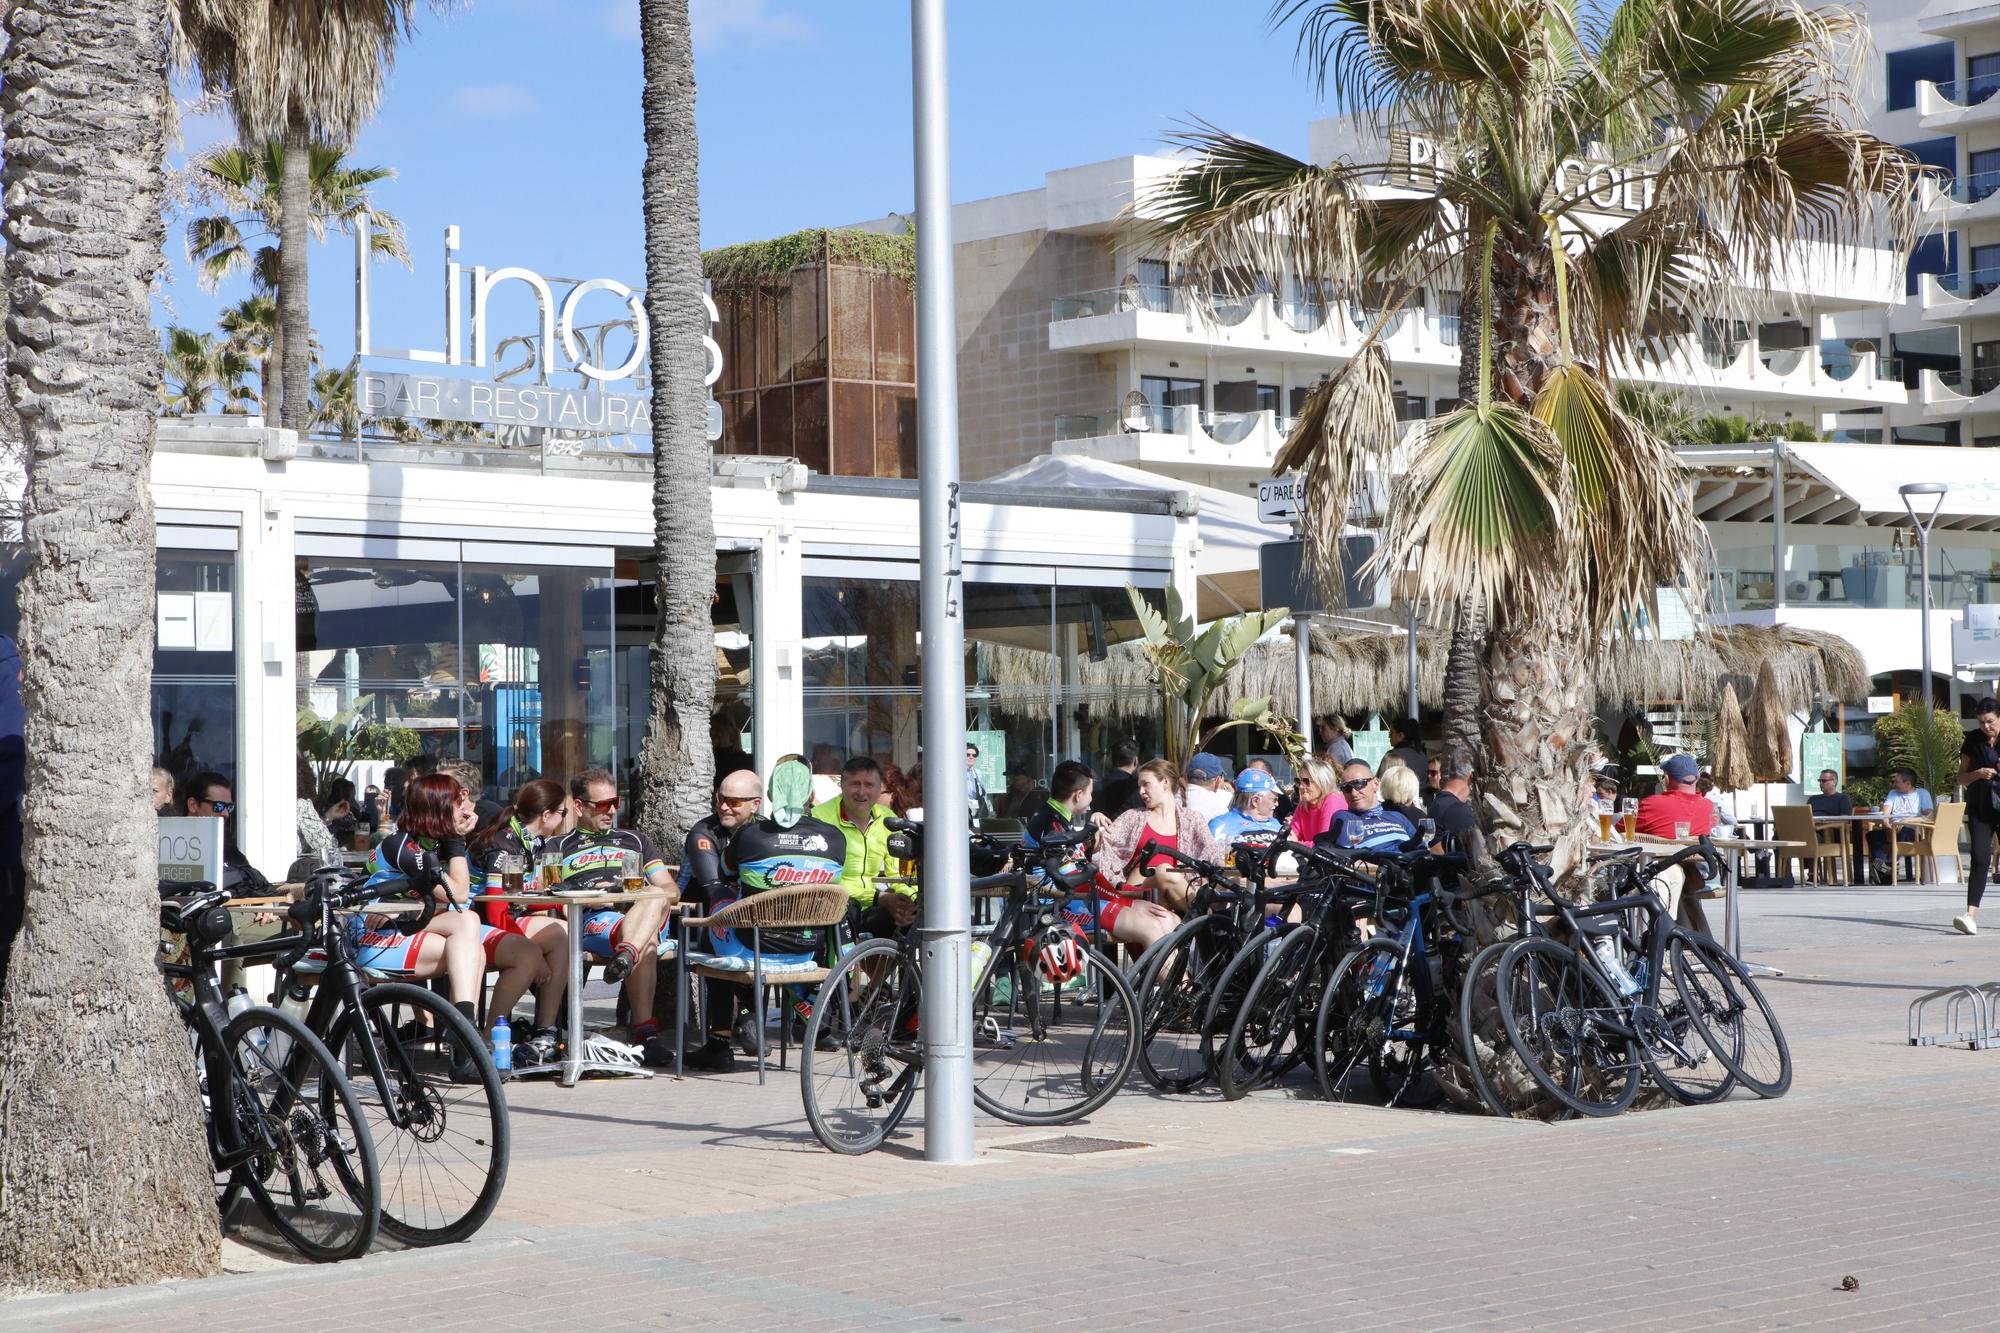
[707,885,851,930]
[1770,804,1817,854]
[1928,801,1966,845]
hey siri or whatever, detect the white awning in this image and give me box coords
[1679,442,2000,533]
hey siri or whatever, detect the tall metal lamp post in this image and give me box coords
[1896,482,1944,764]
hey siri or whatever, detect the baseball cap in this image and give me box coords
[1187,753,1230,781]
[1234,769,1280,795]
[1660,753,1700,782]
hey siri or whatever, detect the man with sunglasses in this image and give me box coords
[1318,760,1417,852]
[678,769,764,1072]
[544,769,678,1044]
[181,770,271,895]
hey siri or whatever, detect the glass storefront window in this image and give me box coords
[297,549,614,806]
[154,551,239,795]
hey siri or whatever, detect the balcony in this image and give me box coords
[1921,365,2000,418]
[1047,286,1462,372]
[1713,542,2000,613]
[1917,267,2000,321]
[1052,402,1291,480]
[1606,339,1905,407]
[1918,74,2000,129]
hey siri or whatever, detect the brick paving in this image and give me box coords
[7,885,2000,1330]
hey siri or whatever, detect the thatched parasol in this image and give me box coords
[1744,657,1793,783]
[1710,680,1754,793]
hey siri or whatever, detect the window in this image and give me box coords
[1970,51,2000,105]
[155,552,239,806]
[1256,384,1281,416]
[1438,290,1462,346]
[1906,232,1956,297]
[1972,243,2000,298]
[1973,148,2000,204]
[1139,375,1202,410]
[1391,392,1427,422]
[1886,43,1953,112]
[1894,422,1961,445]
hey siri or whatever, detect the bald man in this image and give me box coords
[679,769,765,1072]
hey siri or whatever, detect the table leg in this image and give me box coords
[562,901,585,1088]
[1725,844,1783,978]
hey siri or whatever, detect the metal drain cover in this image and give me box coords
[993,1135,1149,1155]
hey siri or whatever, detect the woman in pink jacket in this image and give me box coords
[1289,758,1348,845]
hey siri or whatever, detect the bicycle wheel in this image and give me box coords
[1455,939,1570,1120]
[1218,927,1315,1101]
[1495,938,1641,1119]
[1634,942,1737,1105]
[1134,914,1236,1093]
[324,982,510,1245]
[972,943,1135,1125]
[222,1006,380,1262]
[1312,938,1422,1104]
[1199,926,1275,1085]
[801,939,921,1154]
[1670,933,1792,1099]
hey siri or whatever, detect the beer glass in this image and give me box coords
[1673,820,1692,841]
[498,851,524,896]
[1620,798,1639,839]
[620,848,643,895]
[1597,810,1615,841]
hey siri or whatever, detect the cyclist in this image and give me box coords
[1319,761,1417,851]
[467,777,573,1065]
[1206,768,1285,847]
[544,768,678,1044]
[361,772,549,1072]
[1024,760,1174,954]
[813,756,906,940]
[680,768,770,1072]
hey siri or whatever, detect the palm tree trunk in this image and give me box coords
[1438,276,1487,767]
[276,116,311,433]
[0,0,222,1288]
[635,0,716,851]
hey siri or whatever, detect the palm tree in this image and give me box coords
[219,293,279,416]
[160,326,257,416]
[171,0,425,433]
[311,364,361,438]
[1,0,222,1287]
[1149,0,1920,881]
[636,0,717,851]
[184,140,408,296]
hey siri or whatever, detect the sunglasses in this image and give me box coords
[202,798,234,815]
[1340,778,1375,793]
[718,794,760,808]
[579,796,620,815]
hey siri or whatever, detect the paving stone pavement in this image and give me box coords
[6,886,1999,1330]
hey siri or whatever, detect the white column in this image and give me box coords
[238,469,298,878]
[751,505,804,773]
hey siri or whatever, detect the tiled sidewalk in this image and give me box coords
[8,886,1997,1330]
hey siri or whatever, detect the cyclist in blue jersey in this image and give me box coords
[1319,761,1418,852]
[1207,768,1286,847]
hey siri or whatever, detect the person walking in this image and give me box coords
[1955,698,2000,935]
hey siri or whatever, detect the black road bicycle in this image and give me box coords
[160,883,380,1262]
[800,821,1137,1154]
[223,866,511,1245]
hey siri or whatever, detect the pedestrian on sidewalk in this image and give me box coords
[1954,699,2000,936]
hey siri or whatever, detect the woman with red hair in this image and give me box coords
[360,771,548,1076]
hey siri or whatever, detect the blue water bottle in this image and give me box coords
[491,1014,512,1073]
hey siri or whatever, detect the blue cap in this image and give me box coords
[1661,753,1700,782]
[1187,753,1230,781]
[1234,769,1280,794]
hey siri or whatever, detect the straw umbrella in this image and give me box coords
[1711,680,1754,796]
[1745,658,1793,786]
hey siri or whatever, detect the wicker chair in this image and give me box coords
[673,885,851,1083]
[1908,802,1966,886]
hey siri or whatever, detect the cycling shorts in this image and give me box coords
[580,908,673,959]
[1060,887,1135,933]
[347,915,509,974]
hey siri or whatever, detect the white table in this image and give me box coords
[487,890,677,1087]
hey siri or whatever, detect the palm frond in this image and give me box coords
[1275,342,1399,605]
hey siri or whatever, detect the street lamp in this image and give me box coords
[1900,482,1948,723]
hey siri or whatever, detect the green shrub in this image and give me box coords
[1873,703,1962,797]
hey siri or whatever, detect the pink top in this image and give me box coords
[1290,795,1348,844]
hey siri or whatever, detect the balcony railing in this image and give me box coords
[1050,284,1182,321]
[1714,543,2000,612]
[1935,71,2000,108]
[1935,169,2000,203]
[1347,302,1409,337]
[1820,352,1900,382]
[1437,313,1462,346]
[1939,366,2000,397]
[1276,298,1325,333]
[1700,339,1747,370]
[1932,267,2000,300]
[1759,346,1806,376]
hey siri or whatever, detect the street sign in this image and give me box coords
[1260,535,1381,614]
[1953,621,2000,673]
[1257,475,1306,525]
[1866,695,1894,714]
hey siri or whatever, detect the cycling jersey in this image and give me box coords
[545,826,669,890]
[1207,809,1284,846]
[1024,800,1132,931]
[712,815,846,956]
[365,831,465,905]
[470,820,544,928]
[1318,806,1417,852]
[680,814,736,909]
[354,830,505,959]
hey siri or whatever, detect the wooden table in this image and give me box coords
[485,890,678,1087]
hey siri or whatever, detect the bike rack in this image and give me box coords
[1975,983,2000,1050]
[1907,985,1991,1049]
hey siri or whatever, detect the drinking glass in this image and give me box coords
[1673,820,1692,840]
[1597,811,1615,841]
[619,848,643,895]
[1620,798,1639,839]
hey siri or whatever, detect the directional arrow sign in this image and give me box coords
[1258,475,1306,525]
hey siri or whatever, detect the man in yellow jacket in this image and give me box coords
[811,754,913,938]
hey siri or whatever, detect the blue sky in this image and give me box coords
[156,0,1330,367]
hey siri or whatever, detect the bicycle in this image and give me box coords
[800,820,1138,1154]
[159,883,380,1262]
[1493,839,1792,1117]
[1127,846,1263,1093]
[221,866,511,1245]
[1309,842,1468,1108]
